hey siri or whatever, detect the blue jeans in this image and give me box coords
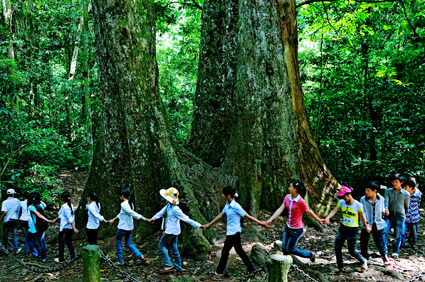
[20,220,30,254]
[27,232,40,257]
[383,217,404,254]
[335,225,365,269]
[402,222,419,247]
[115,229,144,264]
[3,219,19,252]
[158,233,182,271]
[37,231,47,260]
[282,226,312,258]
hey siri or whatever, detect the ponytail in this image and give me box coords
[88,191,100,209]
[61,192,74,215]
[120,188,134,210]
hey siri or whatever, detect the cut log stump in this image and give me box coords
[266,254,293,282]
[81,245,102,282]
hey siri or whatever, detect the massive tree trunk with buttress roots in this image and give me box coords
[76,0,339,260]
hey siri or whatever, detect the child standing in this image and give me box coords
[148,187,205,274]
[108,188,148,265]
[325,186,370,271]
[27,192,55,262]
[85,191,108,245]
[1,189,21,254]
[360,182,392,268]
[205,186,267,276]
[383,174,410,259]
[401,180,421,251]
[54,192,79,263]
[19,192,32,255]
[265,179,325,262]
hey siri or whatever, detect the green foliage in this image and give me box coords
[298,0,425,188]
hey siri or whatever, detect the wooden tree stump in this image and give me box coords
[81,245,102,282]
[266,254,293,282]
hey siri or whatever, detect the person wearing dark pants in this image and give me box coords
[335,225,365,269]
[54,192,79,263]
[204,186,267,277]
[360,181,391,268]
[85,191,108,245]
[1,189,22,254]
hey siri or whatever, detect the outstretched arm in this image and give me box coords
[245,213,267,227]
[324,205,340,224]
[204,212,224,230]
[31,210,54,223]
[305,209,326,225]
[266,204,285,225]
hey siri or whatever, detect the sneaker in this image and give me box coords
[54,258,64,263]
[361,260,368,271]
[40,258,47,263]
[14,248,21,254]
[391,253,399,259]
[411,244,418,251]
[310,252,316,263]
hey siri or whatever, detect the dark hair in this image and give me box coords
[23,192,30,199]
[390,174,404,182]
[408,176,417,184]
[61,192,74,215]
[223,186,236,198]
[222,186,243,227]
[28,192,41,208]
[366,181,380,192]
[88,191,100,209]
[291,179,307,198]
[403,180,416,189]
[120,188,134,210]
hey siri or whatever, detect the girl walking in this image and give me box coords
[27,192,55,262]
[324,186,371,272]
[205,186,267,276]
[108,188,149,265]
[86,191,108,245]
[265,179,325,262]
[148,187,205,274]
[54,192,79,263]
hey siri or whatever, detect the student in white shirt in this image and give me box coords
[1,189,21,254]
[19,192,31,254]
[204,186,267,277]
[108,188,149,265]
[148,187,206,274]
[54,192,79,263]
[86,191,108,245]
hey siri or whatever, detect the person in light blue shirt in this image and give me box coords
[204,186,267,277]
[149,187,206,274]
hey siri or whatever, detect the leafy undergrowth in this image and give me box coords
[0,170,424,282]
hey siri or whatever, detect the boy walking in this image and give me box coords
[325,186,370,272]
[0,189,22,253]
[401,180,421,251]
[383,174,410,259]
[360,181,392,268]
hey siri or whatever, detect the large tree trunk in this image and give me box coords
[2,0,16,109]
[75,0,217,260]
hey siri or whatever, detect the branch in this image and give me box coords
[296,0,398,8]
[190,0,203,10]
[1,144,27,177]
[398,0,421,40]
[322,1,340,36]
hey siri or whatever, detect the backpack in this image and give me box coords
[34,204,48,234]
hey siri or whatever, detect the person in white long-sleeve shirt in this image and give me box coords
[54,192,79,263]
[109,188,149,265]
[148,187,206,274]
[85,191,108,245]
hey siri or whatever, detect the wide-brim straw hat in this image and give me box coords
[159,187,179,205]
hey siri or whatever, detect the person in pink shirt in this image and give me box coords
[265,179,326,262]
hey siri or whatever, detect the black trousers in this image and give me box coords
[86,228,99,245]
[59,229,75,261]
[216,232,254,274]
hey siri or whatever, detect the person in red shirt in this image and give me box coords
[265,179,326,262]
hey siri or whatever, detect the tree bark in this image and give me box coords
[2,0,16,109]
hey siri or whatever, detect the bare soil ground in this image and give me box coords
[1,169,424,282]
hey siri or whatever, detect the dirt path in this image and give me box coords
[1,169,424,282]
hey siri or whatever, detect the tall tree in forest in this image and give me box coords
[77,0,338,259]
[82,0,93,171]
[2,0,16,109]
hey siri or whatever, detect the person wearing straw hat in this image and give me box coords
[148,187,206,274]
